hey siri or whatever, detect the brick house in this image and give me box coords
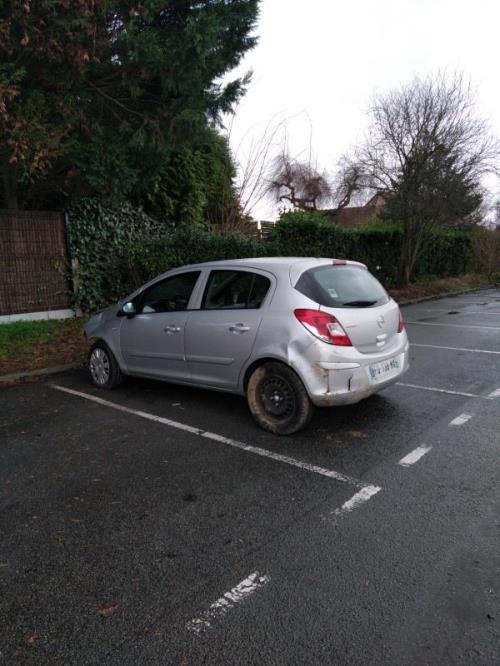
[322,192,386,228]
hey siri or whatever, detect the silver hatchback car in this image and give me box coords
[85,257,409,434]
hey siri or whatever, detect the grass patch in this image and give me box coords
[0,320,62,358]
[0,317,87,361]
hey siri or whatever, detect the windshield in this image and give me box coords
[295,265,389,308]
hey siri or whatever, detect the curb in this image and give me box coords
[396,284,496,307]
[0,363,82,385]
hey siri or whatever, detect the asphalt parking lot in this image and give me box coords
[1,288,500,665]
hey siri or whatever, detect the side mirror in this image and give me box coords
[121,301,136,317]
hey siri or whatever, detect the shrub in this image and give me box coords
[123,227,267,289]
[268,210,473,286]
[471,227,500,280]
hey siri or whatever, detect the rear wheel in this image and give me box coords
[87,342,124,389]
[246,362,314,435]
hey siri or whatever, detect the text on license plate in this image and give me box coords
[369,356,400,381]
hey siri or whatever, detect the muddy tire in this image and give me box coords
[246,362,315,435]
[87,341,124,389]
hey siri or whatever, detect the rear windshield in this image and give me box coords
[295,265,389,308]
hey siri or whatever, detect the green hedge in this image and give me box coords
[123,227,268,290]
[67,202,474,311]
[268,211,473,286]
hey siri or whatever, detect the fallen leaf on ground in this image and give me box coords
[98,604,120,617]
[347,430,367,439]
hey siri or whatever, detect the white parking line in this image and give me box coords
[487,388,500,399]
[332,486,381,517]
[398,445,432,467]
[405,321,500,331]
[449,413,473,426]
[396,382,482,399]
[411,343,500,356]
[50,384,375,490]
[186,571,270,635]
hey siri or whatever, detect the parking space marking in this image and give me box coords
[449,413,473,426]
[487,388,500,399]
[398,445,432,467]
[332,486,381,517]
[396,382,482,399]
[411,343,500,356]
[186,571,270,635]
[405,321,500,331]
[50,384,374,490]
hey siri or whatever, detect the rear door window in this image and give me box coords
[202,270,271,310]
[295,265,388,308]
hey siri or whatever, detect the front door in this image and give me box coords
[185,269,272,389]
[120,271,201,380]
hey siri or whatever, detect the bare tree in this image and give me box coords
[356,72,499,284]
[268,150,332,210]
[268,150,364,213]
[329,158,366,211]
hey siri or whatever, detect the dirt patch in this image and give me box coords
[0,318,89,377]
[389,274,493,304]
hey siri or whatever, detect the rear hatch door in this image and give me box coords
[320,300,399,353]
[293,262,400,354]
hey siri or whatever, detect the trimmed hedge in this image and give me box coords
[67,202,474,311]
[268,211,473,286]
[123,227,268,289]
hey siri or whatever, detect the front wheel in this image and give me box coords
[246,362,315,435]
[87,342,124,389]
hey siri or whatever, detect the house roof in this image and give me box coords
[322,191,387,228]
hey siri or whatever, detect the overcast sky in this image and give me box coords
[225,0,500,219]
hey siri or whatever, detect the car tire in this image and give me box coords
[87,341,124,389]
[247,362,315,435]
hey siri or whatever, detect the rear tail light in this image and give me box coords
[397,308,404,333]
[294,309,352,346]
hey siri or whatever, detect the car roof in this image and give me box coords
[172,257,366,282]
[177,257,333,272]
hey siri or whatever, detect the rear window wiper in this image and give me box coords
[341,300,378,307]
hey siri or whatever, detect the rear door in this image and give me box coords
[120,271,201,379]
[185,269,272,389]
[295,263,400,353]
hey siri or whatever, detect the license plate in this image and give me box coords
[368,356,400,381]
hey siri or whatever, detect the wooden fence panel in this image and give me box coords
[0,210,72,316]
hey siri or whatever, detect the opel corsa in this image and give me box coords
[85,258,409,434]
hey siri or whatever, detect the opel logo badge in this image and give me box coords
[377,315,385,328]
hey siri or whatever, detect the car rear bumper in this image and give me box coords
[298,339,410,407]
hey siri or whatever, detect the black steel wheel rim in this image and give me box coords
[259,375,296,418]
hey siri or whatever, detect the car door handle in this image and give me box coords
[229,323,250,333]
[164,325,181,334]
